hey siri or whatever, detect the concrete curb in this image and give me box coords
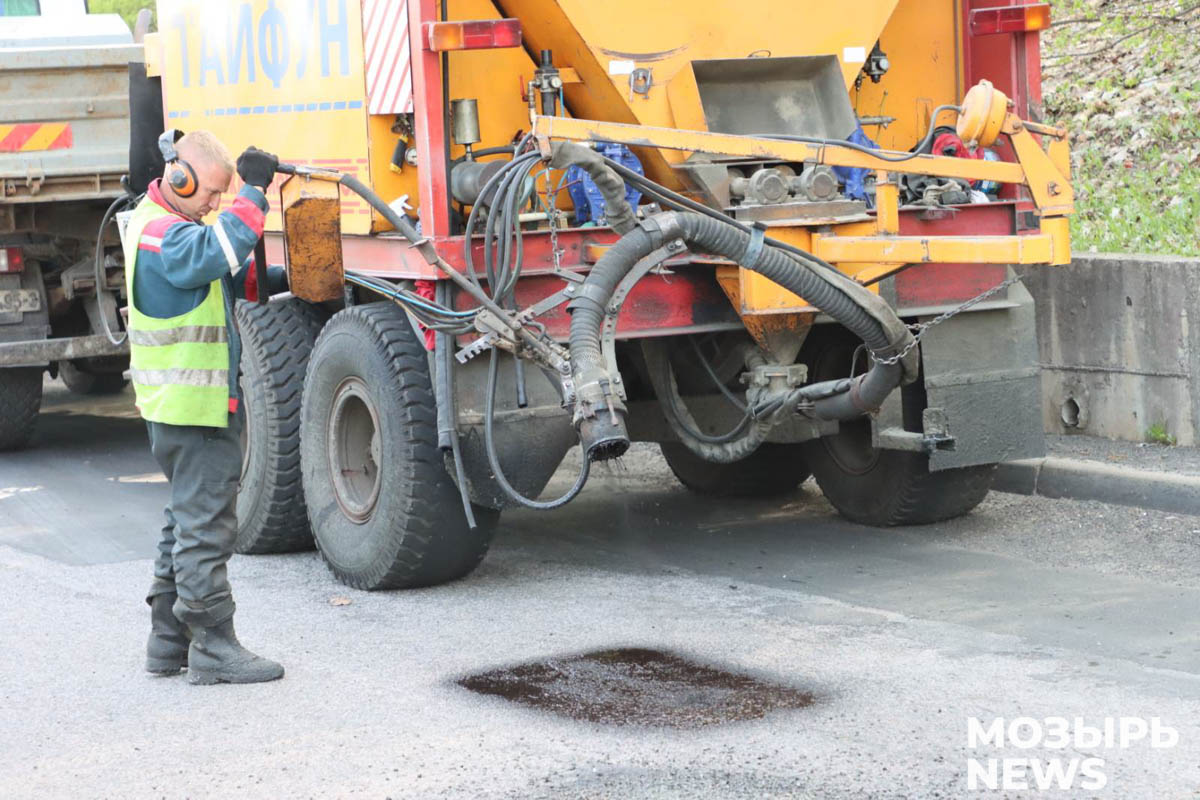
[994,457,1200,516]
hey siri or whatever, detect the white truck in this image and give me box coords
[0,0,144,448]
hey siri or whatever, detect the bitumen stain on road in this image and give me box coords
[458,647,814,728]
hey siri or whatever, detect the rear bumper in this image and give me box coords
[0,334,128,368]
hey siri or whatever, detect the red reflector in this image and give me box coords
[970,3,1051,36]
[423,19,522,52]
[0,247,23,273]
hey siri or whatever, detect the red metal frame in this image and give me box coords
[961,0,1045,216]
[411,0,451,240]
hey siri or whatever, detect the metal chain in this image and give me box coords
[544,172,564,272]
[870,274,1024,366]
[548,210,563,271]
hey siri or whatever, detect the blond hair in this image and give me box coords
[176,130,235,174]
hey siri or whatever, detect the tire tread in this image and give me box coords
[660,442,811,498]
[303,302,495,590]
[0,367,42,451]
[234,299,327,553]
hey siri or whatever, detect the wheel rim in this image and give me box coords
[327,376,382,524]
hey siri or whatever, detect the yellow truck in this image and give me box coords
[138,0,1071,589]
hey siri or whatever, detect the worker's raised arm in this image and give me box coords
[148,185,268,290]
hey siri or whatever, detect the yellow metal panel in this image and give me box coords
[144,32,163,77]
[874,171,900,234]
[156,0,373,234]
[366,114,419,233]
[445,0,539,160]
[811,234,1055,264]
[498,0,902,185]
[732,227,881,315]
[851,0,960,150]
[1040,216,1071,266]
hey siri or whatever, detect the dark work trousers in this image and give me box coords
[145,414,241,627]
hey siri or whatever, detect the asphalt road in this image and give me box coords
[1,382,1198,799]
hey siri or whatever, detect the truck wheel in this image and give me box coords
[301,302,497,590]
[801,330,995,526]
[660,442,811,497]
[234,298,328,554]
[59,360,127,395]
[804,428,996,526]
[0,367,42,451]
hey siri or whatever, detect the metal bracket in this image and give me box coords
[743,362,808,389]
[515,285,574,327]
[600,238,687,400]
[454,308,519,364]
[455,331,499,364]
[629,68,653,99]
[874,407,956,454]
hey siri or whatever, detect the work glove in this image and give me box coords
[236,146,279,190]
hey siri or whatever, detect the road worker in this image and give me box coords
[121,129,286,684]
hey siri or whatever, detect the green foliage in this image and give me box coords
[87,0,154,34]
[1145,423,1177,447]
[1042,0,1200,256]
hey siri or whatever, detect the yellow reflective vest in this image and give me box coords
[122,198,232,428]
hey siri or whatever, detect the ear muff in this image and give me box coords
[167,160,198,198]
[158,128,198,198]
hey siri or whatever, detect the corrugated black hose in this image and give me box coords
[568,211,910,462]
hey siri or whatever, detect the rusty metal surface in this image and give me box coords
[0,334,127,367]
[281,176,345,304]
[714,265,813,359]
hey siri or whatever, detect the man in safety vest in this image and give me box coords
[122,130,286,685]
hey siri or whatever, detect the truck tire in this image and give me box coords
[0,367,42,451]
[59,360,128,395]
[301,302,497,590]
[234,298,328,554]
[804,438,996,526]
[800,328,995,526]
[660,442,811,497]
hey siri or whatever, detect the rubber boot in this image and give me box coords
[186,617,285,685]
[146,592,191,675]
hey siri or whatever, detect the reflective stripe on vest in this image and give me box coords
[122,196,231,428]
[126,325,228,347]
[129,367,230,387]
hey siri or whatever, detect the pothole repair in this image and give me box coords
[457,647,814,728]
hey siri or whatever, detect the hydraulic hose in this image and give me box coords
[568,211,914,462]
[95,192,134,346]
[642,338,770,463]
[484,349,590,510]
[548,142,637,234]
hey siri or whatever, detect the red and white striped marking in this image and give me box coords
[363,0,414,115]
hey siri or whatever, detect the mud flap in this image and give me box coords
[917,273,1045,471]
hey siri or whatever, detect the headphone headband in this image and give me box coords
[158,128,184,164]
[158,129,197,198]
